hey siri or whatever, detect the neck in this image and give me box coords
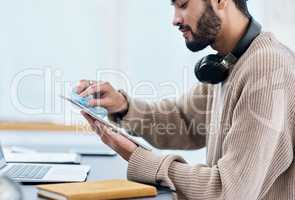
[212,15,250,55]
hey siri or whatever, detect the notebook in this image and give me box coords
[37,179,157,200]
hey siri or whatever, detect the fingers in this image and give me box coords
[94,121,116,146]
[88,98,109,107]
[79,84,98,97]
[94,122,137,161]
[79,82,111,98]
[81,111,95,123]
[75,80,96,94]
[82,111,112,139]
[82,110,119,147]
[81,111,97,132]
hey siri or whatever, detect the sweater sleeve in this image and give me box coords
[109,84,212,150]
[127,50,295,199]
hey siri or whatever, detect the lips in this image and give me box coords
[179,27,189,33]
[178,25,191,39]
[182,30,190,39]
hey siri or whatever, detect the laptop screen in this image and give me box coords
[0,144,6,169]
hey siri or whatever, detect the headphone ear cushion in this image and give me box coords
[195,55,229,84]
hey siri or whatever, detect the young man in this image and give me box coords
[77,0,295,199]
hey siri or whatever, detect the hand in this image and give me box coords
[81,111,137,161]
[75,80,128,114]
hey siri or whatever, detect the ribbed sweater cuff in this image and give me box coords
[127,147,167,184]
[127,147,186,191]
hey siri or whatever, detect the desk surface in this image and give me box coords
[21,155,172,200]
[0,131,172,200]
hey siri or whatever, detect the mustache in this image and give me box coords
[178,24,192,32]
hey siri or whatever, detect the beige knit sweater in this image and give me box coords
[112,32,295,200]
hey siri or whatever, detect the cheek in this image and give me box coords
[184,1,206,33]
[183,12,199,33]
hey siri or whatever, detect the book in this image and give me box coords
[37,179,157,200]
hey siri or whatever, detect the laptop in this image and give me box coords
[0,144,90,183]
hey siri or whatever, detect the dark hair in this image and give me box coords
[171,0,251,18]
[233,0,251,18]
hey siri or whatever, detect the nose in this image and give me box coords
[172,11,183,26]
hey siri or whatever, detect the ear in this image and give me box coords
[216,0,229,10]
[210,0,228,11]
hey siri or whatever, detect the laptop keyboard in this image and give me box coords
[6,165,52,179]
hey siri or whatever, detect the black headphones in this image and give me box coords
[195,17,262,84]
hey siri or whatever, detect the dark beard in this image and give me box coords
[185,4,222,52]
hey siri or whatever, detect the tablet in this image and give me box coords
[60,95,152,151]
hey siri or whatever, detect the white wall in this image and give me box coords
[0,0,294,125]
[263,0,295,51]
[117,0,212,103]
[0,0,119,122]
[0,0,294,164]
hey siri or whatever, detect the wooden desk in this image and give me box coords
[0,121,89,132]
[0,131,172,200]
[22,155,172,200]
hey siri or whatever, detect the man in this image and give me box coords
[76,0,295,199]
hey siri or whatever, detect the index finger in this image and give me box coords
[75,80,96,94]
[79,82,110,98]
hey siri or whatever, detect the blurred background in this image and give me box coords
[0,0,294,124]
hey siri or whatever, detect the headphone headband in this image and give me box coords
[231,17,262,60]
